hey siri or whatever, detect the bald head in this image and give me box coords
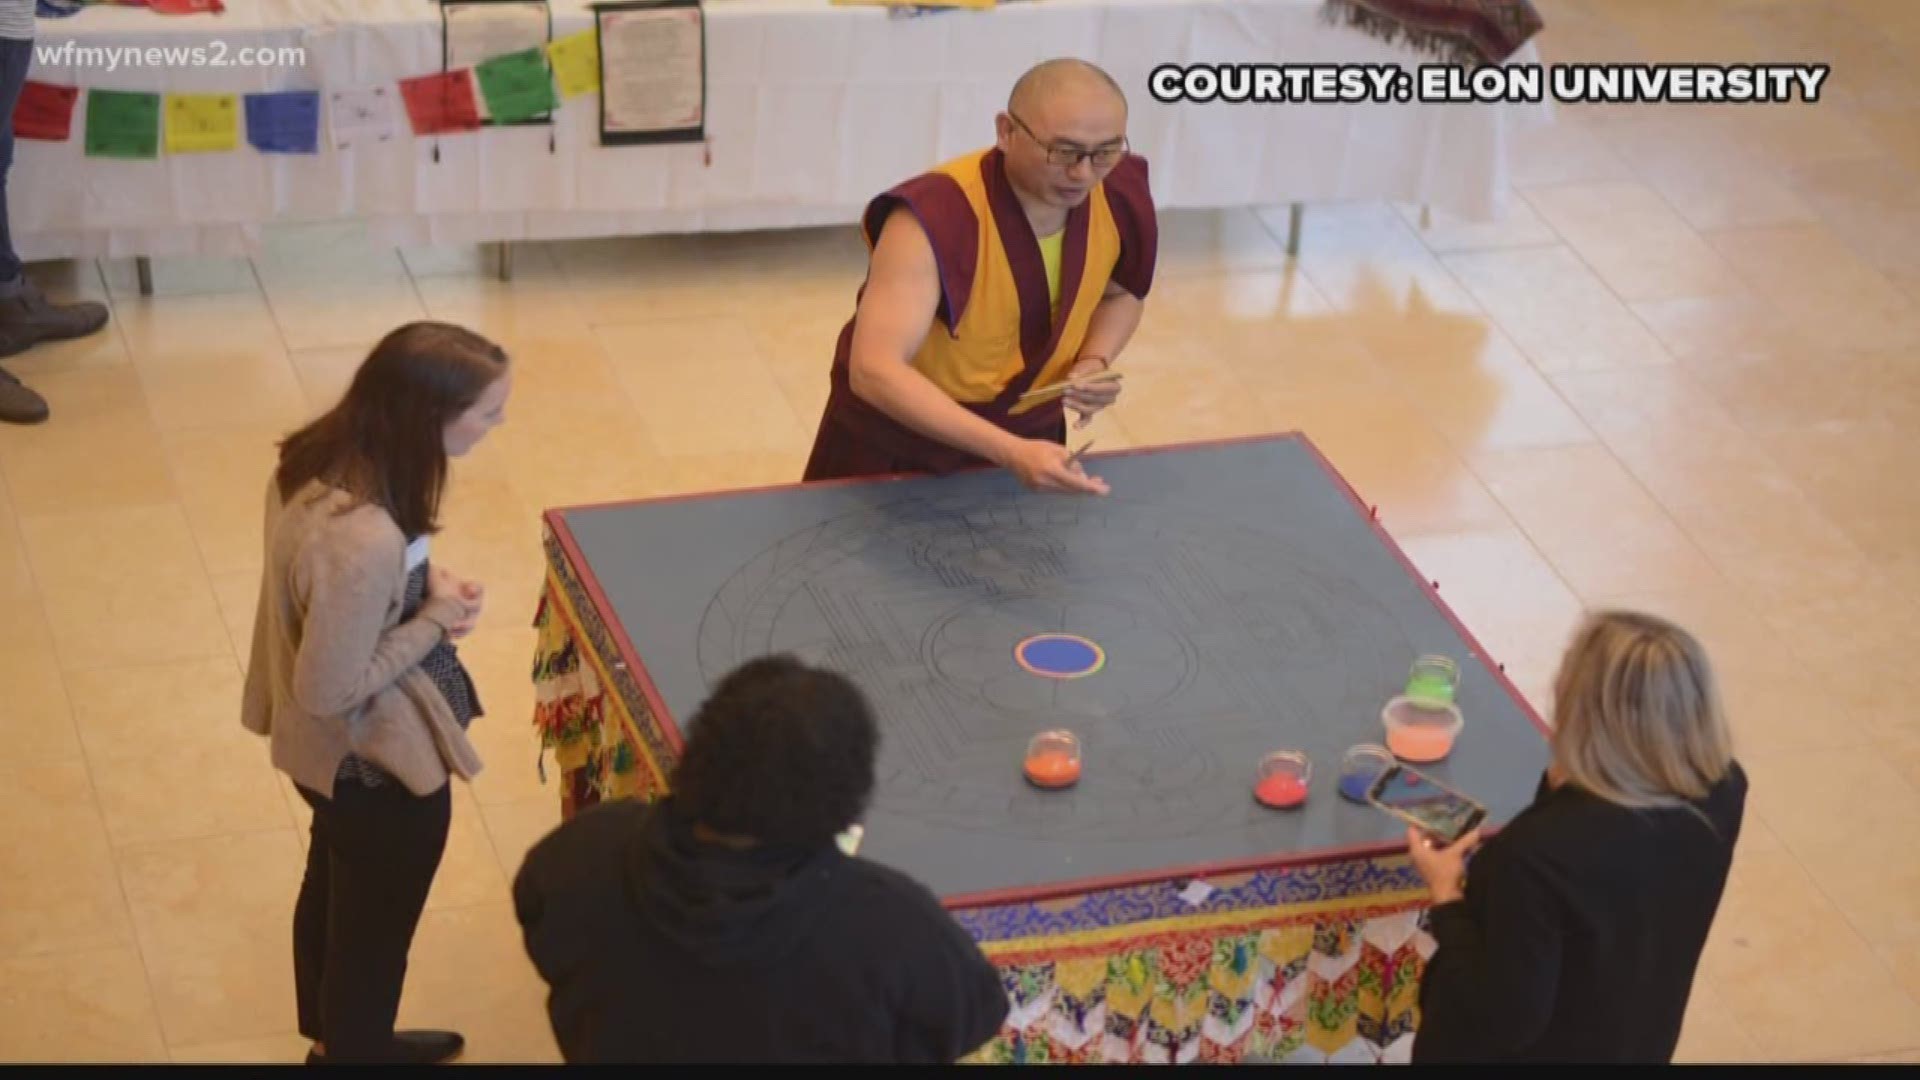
[1008,58,1128,117]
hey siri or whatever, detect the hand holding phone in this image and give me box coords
[1365,763,1487,846]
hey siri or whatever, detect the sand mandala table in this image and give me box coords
[529,433,1551,1063]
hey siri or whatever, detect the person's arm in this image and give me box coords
[892,895,1011,1062]
[849,209,1105,495]
[1061,155,1155,425]
[847,208,1030,465]
[1419,845,1564,1056]
[1060,280,1145,425]
[289,521,467,717]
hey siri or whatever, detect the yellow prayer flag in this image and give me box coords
[163,92,239,154]
[546,30,600,99]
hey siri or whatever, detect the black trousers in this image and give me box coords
[293,777,452,1062]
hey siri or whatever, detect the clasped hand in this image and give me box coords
[428,565,486,640]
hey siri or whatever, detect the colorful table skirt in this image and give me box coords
[530,526,1436,1064]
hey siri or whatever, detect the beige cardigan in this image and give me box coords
[242,478,485,799]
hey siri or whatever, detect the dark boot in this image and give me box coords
[304,1030,466,1065]
[0,365,47,425]
[0,279,110,360]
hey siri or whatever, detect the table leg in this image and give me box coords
[497,241,515,283]
[136,257,153,298]
[1286,202,1304,258]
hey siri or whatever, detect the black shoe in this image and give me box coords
[304,1030,466,1065]
[0,280,110,360]
[0,366,48,425]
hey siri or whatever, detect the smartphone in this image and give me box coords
[1366,763,1487,846]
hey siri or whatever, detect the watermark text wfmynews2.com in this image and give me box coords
[34,39,309,73]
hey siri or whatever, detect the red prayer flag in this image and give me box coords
[148,0,227,13]
[398,71,481,136]
[14,81,80,142]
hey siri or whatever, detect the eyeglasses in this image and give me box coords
[1007,112,1128,170]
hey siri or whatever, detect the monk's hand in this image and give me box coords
[1062,357,1120,430]
[1003,438,1110,496]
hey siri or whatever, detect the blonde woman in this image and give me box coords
[1408,610,1746,1063]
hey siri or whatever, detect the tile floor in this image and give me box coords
[3,0,1919,1063]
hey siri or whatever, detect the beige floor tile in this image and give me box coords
[286,343,373,415]
[0,647,81,765]
[0,948,168,1062]
[1629,294,1815,362]
[415,273,590,345]
[117,830,306,1047]
[1371,331,1596,455]
[0,367,179,515]
[19,506,231,671]
[422,786,512,914]
[160,426,280,576]
[1509,99,1637,187]
[169,1031,314,1064]
[1593,115,1819,232]
[397,903,561,1063]
[1707,225,1920,353]
[1444,246,1675,372]
[0,760,137,958]
[1673,974,1765,1064]
[114,292,282,359]
[595,318,809,458]
[63,660,292,847]
[133,349,309,435]
[1395,527,1588,694]
[1281,391,1514,539]
[1474,444,1721,600]
[1702,845,1920,1060]
[262,279,431,353]
[1523,181,1748,303]
[480,796,562,883]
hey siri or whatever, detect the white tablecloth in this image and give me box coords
[15,0,1549,260]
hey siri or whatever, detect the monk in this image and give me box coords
[802,58,1157,495]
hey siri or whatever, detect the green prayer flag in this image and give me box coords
[85,89,161,159]
[475,48,558,124]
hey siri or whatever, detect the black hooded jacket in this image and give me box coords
[511,797,1009,1063]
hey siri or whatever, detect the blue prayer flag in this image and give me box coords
[244,90,321,154]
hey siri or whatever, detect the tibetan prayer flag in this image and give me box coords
[85,89,161,160]
[14,81,80,142]
[398,70,482,136]
[163,92,240,154]
[327,86,400,151]
[546,29,600,98]
[475,48,557,123]
[244,90,321,153]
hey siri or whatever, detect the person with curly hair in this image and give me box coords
[511,655,1009,1063]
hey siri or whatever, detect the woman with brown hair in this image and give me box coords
[1409,609,1748,1063]
[242,321,512,1065]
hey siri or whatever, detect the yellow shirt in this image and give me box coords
[1038,227,1064,313]
[850,147,1153,417]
